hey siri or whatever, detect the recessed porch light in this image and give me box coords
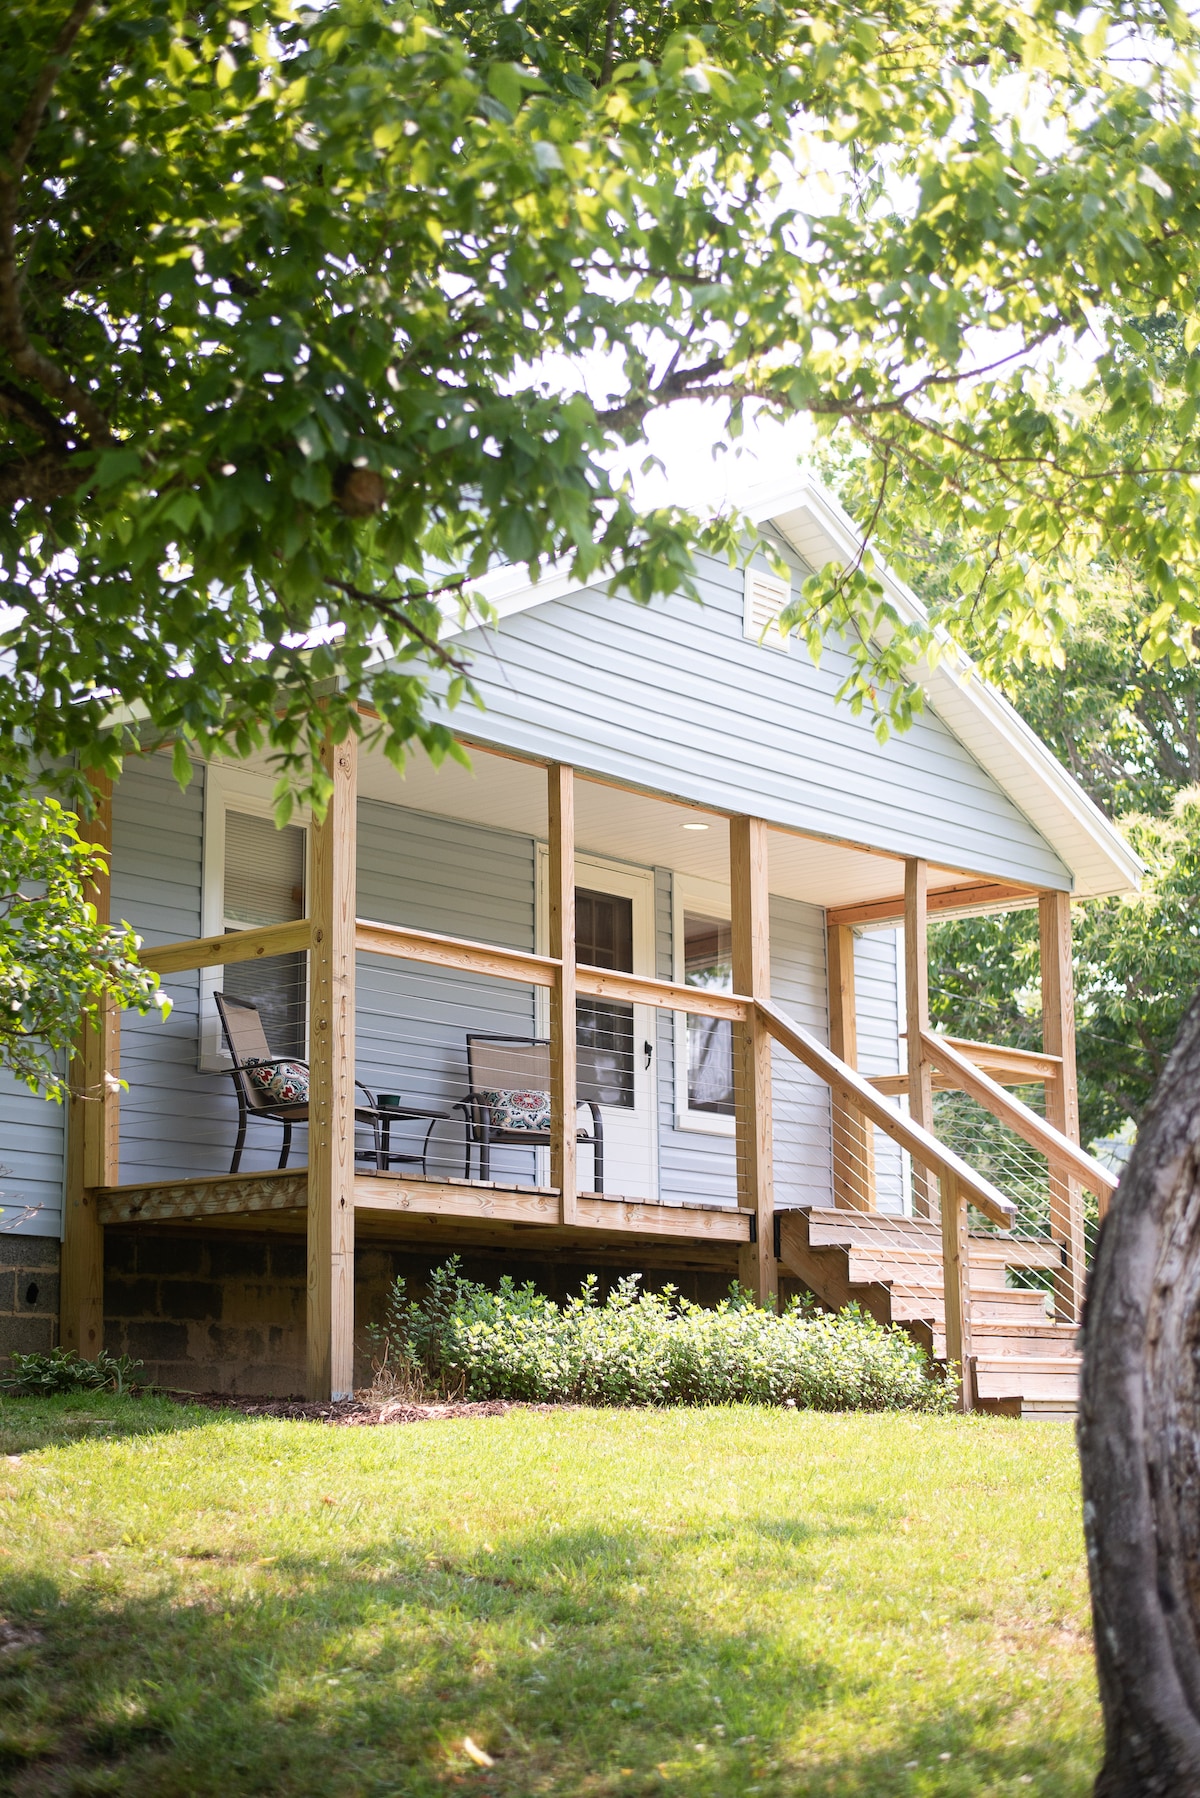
[681,821,709,831]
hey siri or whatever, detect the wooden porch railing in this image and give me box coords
[97,910,1048,1412]
[85,867,1101,1414]
[918,1031,1118,1214]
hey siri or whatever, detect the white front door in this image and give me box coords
[536,852,658,1200]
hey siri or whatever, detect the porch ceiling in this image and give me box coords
[359,738,971,912]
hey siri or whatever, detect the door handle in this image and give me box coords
[644,1040,653,1069]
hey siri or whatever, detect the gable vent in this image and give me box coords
[743,566,791,652]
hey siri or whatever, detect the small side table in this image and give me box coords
[372,1103,449,1176]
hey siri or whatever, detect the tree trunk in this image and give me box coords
[1078,987,1200,1795]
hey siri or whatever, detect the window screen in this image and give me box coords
[221,811,307,1060]
[684,911,734,1115]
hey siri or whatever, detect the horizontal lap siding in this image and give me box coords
[113,756,240,1184]
[356,802,539,1186]
[0,1073,66,1237]
[455,549,1068,888]
[770,898,834,1210]
[854,930,906,1215]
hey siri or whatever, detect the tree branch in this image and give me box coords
[326,577,475,674]
[0,0,112,448]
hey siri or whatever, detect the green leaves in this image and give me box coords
[2,0,1200,847]
[370,1258,953,1411]
[0,793,169,1101]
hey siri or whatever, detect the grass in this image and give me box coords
[0,1395,1097,1796]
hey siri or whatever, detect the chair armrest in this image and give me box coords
[355,1080,378,1108]
[580,1099,603,1141]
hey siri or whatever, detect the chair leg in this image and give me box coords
[278,1122,292,1170]
[422,1118,438,1178]
[231,1115,247,1176]
[480,1132,490,1182]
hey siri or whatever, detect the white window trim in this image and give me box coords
[672,871,736,1136]
[197,764,311,1072]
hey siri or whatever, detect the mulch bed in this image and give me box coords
[164,1392,532,1426]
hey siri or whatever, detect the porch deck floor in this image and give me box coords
[92,1166,752,1266]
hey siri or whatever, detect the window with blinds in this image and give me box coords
[221,810,307,1060]
[743,565,791,652]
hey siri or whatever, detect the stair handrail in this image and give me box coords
[757,999,1016,1229]
[918,1030,1118,1213]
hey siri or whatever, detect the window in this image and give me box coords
[576,887,634,1109]
[198,769,309,1070]
[220,811,307,1060]
[672,875,736,1134]
[683,912,735,1116]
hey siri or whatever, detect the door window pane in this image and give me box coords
[684,911,734,1116]
[575,888,634,1108]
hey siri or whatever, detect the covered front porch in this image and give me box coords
[59,731,1116,1404]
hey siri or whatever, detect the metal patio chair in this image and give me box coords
[214,991,384,1174]
[456,1032,604,1192]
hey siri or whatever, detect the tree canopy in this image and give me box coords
[4,0,1200,817]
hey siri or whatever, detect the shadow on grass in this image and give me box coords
[0,1514,1097,1798]
[0,1392,237,1456]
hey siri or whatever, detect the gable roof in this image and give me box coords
[453,476,1141,901]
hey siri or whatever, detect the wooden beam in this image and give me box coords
[355,922,747,1018]
[827,921,875,1211]
[904,859,935,1218]
[307,728,358,1402]
[934,1036,1061,1085]
[939,1171,973,1412]
[827,880,1037,931]
[62,773,118,1359]
[730,817,777,1307]
[355,919,556,987]
[140,920,311,977]
[95,1168,307,1226]
[577,965,746,1020]
[918,1029,1116,1204]
[757,998,1016,1228]
[871,1037,1063,1095]
[1039,890,1087,1318]
[548,764,578,1226]
[355,1177,751,1243]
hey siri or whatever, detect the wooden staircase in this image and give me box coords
[777,1207,1081,1418]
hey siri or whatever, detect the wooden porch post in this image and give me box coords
[547,765,578,1225]
[730,816,777,1309]
[939,1170,973,1411]
[61,773,120,1358]
[827,921,875,1210]
[307,729,358,1402]
[904,858,934,1218]
[1040,890,1085,1322]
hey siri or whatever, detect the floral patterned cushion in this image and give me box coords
[244,1059,310,1106]
[475,1087,550,1132]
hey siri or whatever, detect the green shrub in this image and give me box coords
[0,1348,145,1396]
[369,1260,953,1413]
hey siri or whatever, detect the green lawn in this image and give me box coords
[0,1397,1096,1796]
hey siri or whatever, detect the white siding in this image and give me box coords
[0,1072,65,1238]
[355,801,539,1185]
[446,546,1070,889]
[854,930,906,1215]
